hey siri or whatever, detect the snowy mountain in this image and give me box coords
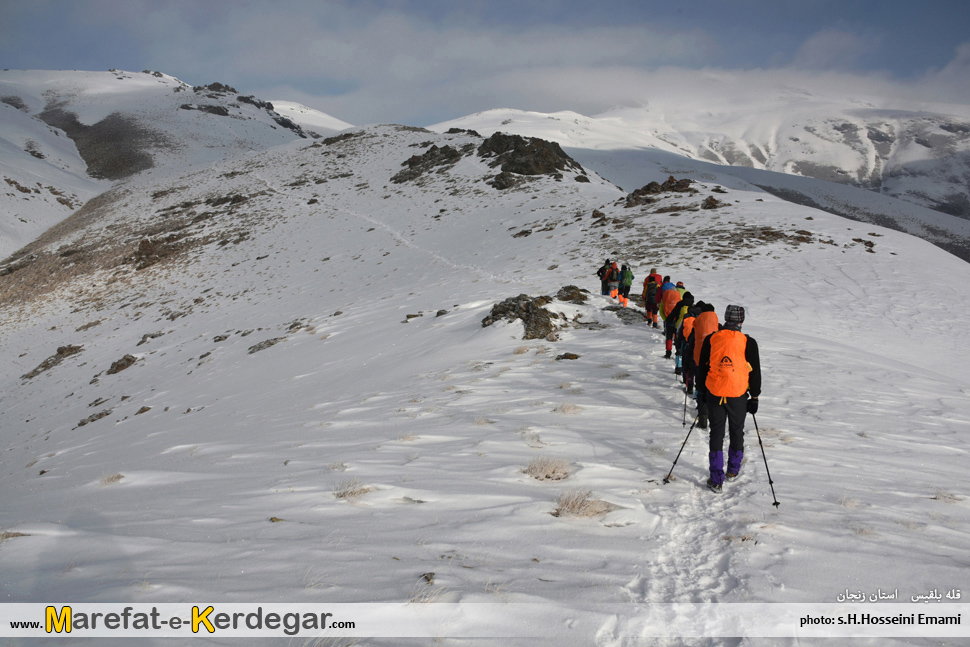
[432,86,970,261]
[2,107,969,646]
[0,70,351,258]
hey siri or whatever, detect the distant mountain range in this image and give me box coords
[432,100,970,262]
[2,68,969,262]
[0,69,347,257]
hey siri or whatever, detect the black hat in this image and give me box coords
[725,304,745,324]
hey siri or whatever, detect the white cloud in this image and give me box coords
[791,29,877,70]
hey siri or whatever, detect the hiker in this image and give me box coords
[686,302,718,429]
[607,261,620,299]
[643,268,663,327]
[697,304,761,493]
[596,259,612,295]
[660,282,683,358]
[642,276,660,328]
[664,291,693,362]
[619,265,634,302]
[676,299,703,379]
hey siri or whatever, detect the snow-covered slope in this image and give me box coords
[0,70,351,258]
[433,103,970,262]
[1,123,968,645]
[432,72,970,221]
[270,100,354,136]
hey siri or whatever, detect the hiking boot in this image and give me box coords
[652,322,659,329]
[697,414,708,430]
[674,366,682,376]
[664,350,671,359]
[726,472,739,481]
[707,478,722,494]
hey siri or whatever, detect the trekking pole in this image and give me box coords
[682,390,688,426]
[663,414,699,484]
[752,414,781,508]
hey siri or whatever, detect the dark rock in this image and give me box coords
[575,175,590,183]
[106,354,137,375]
[477,132,583,176]
[481,294,555,340]
[271,114,306,138]
[555,353,580,360]
[21,345,83,380]
[194,82,237,94]
[198,105,230,117]
[436,309,448,317]
[77,409,112,428]
[237,95,274,111]
[555,285,589,304]
[445,127,481,137]
[392,144,464,183]
[489,171,524,190]
[248,337,285,354]
[701,196,722,209]
[38,107,157,180]
[512,229,532,238]
[1,95,29,112]
[322,132,360,146]
[661,175,694,192]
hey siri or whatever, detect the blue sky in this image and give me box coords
[1,0,968,125]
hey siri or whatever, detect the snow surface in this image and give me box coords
[0,70,351,259]
[270,100,354,136]
[1,119,968,645]
[431,78,970,222]
[431,109,970,263]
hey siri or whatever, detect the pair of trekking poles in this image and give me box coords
[663,390,780,507]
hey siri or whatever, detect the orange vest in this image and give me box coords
[692,312,719,365]
[705,329,751,398]
[682,315,696,339]
[662,289,681,318]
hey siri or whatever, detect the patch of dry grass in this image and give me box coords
[523,457,571,481]
[333,477,373,500]
[100,473,124,486]
[931,490,961,503]
[552,488,616,517]
[552,403,582,415]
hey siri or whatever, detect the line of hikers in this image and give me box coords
[594,260,762,494]
[595,259,635,306]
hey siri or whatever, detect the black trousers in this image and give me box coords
[706,393,747,453]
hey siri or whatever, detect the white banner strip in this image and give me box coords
[0,602,966,639]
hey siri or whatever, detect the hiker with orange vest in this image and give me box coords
[697,304,761,493]
[665,291,694,368]
[660,283,686,359]
[607,262,620,299]
[642,269,663,327]
[676,300,704,381]
[642,276,660,328]
[686,302,719,429]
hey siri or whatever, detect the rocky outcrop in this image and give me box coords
[22,345,83,380]
[555,285,589,304]
[478,132,585,177]
[624,176,697,207]
[481,294,556,340]
[392,144,470,184]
